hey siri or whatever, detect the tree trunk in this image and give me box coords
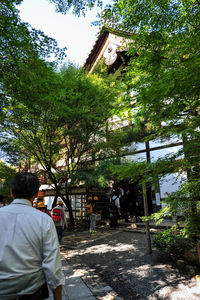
[145,141,153,214]
[58,192,75,226]
[65,192,75,226]
[182,134,197,213]
[53,184,75,226]
[52,194,58,208]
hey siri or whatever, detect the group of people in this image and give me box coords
[109,185,143,228]
[85,186,134,232]
[0,171,144,299]
[0,172,67,300]
[35,198,68,244]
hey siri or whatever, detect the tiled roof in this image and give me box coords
[84,26,132,71]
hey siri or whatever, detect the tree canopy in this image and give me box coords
[0,161,16,201]
[0,0,66,123]
[1,64,126,224]
[102,0,200,140]
[100,0,199,169]
[0,0,129,224]
[49,0,103,15]
[100,0,200,232]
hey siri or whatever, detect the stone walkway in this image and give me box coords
[46,229,123,300]
[47,219,190,300]
[47,255,96,300]
[47,225,127,300]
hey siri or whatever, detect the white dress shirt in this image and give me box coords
[0,199,65,299]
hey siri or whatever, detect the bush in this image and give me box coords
[153,228,197,259]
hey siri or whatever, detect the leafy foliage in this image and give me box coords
[103,0,200,131]
[0,1,66,112]
[0,161,16,200]
[99,0,200,234]
[1,65,125,224]
[49,0,103,16]
[71,158,122,188]
[101,0,200,151]
[153,227,197,259]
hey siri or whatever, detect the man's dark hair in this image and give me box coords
[11,172,40,199]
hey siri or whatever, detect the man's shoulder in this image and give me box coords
[0,203,53,226]
[0,205,10,212]
[28,207,52,221]
[32,209,54,230]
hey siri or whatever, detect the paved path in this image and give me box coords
[47,256,96,300]
[47,219,192,300]
[61,226,200,299]
[47,226,125,300]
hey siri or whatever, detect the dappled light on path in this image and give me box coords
[67,242,137,258]
[63,230,200,299]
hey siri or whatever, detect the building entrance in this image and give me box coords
[112,180,153,221]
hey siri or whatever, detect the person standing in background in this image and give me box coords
[0,172,64,300]
[86,196,98,234]
[120,188,131,222]
[37,201,51,216]
[86,196,93,230]
[52,200,68,244]
[109,189,120,228]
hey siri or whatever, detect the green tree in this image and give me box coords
[0,161,16,203]
[1,65,125,225]
[49,0,102,15]
[101,0,200,134]
[0,1,66,75]
[100,0,200,219]
[72,157,122,189]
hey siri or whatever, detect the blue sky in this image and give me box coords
[18,0,104,66]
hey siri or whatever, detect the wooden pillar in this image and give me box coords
[142,183,152,254]
[143,141,152,254]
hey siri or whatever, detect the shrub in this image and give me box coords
[153,228,197,259]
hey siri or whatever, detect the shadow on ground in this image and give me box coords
[61,228,200,300]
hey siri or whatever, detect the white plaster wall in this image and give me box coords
[125,142,186,201]
[150,145,183,162]
[159,172,187,199]
[149,136,182,148]
[44,196,54,210]
[128,142,146,152]
[126,151,147,162]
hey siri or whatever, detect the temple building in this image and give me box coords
[84,26,185,216]
[37,26,185,222]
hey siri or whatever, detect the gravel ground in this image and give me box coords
[63,229,200,300]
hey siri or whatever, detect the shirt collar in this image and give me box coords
[11,198,32,207]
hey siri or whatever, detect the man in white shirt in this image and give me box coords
[0,172,65,300]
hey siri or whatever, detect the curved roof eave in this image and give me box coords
[84,25,133,72]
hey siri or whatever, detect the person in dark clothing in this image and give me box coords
[135,194,144,222]
[120,189,131,222]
